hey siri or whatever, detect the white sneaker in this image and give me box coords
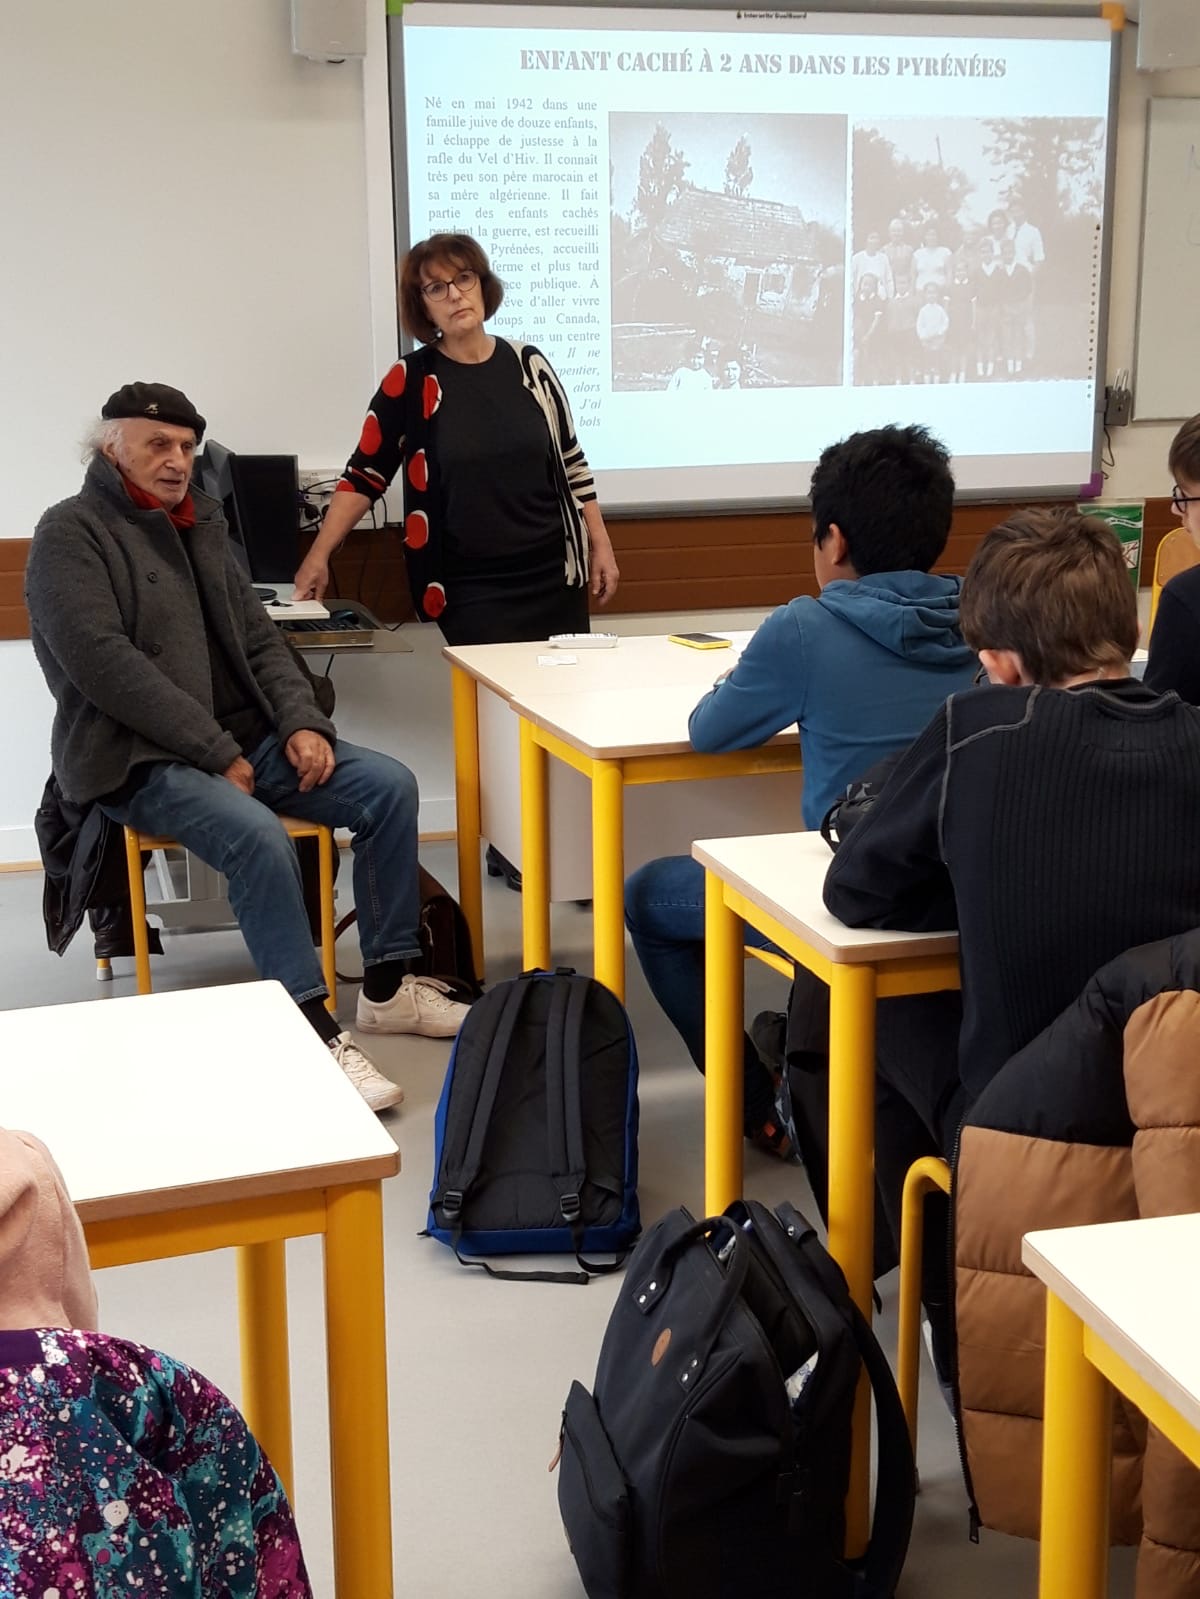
[328,1031,405,1113]
[356,974,471,1039]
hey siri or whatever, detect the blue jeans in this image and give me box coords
[624,854,780,1130]
[101,737,421,1004]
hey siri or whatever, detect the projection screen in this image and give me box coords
[394,4,1119,508]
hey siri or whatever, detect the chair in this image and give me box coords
[118,818,337,1010]
[1148,526,1200,641]
[895,1154,952,1454]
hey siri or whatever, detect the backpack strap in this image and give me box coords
[550,975,628,1279]
[844,1294,916,1598]
[774,1203,915,1599]
[435,976,531,1215]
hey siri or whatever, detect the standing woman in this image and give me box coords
[293,233,619,643]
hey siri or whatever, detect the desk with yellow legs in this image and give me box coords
[509,683,801,1001]
[444,634,800,996]
[0,982,400,1599]
[694,830,959,1550]
[1024,1215,1200,1599]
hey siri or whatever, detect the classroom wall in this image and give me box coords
[0,2,1196,863]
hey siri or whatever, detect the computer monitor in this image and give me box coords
[194,442,300,585]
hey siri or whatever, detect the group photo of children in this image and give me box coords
[850,114,1105,387]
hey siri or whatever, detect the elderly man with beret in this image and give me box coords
[25,381,469,1111]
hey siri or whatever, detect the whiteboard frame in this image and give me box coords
[1132,96,1200,424]
[383,2,1124,509]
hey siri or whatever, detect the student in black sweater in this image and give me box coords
[1145,412,1200,704]
[819,509,1200,1342]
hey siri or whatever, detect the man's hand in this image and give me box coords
[222,756,255,795]
[292,552,330,602]
[285,730,336,792]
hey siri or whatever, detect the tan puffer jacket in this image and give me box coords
[954,932,1200,1598]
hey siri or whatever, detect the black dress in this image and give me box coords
[432,341,590,646]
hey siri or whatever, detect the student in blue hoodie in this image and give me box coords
[624,424,976,1157]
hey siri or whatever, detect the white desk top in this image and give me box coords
[444,632,752,704]
[1022,1214,1200,1438]
[692,831,959,964]
[509,682,799,762]
[0,983,399,1222]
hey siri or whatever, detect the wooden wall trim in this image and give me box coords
[1,498,1181,640]
[0,540,32,641]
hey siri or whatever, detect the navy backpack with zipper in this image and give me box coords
[426,968,640,1283]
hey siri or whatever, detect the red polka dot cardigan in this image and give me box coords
[337,339,596,622]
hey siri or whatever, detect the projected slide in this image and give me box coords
[400,6,1115,505]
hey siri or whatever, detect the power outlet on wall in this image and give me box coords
[298,468,340,494]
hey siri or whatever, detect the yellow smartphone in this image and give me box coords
[668,632,732,650]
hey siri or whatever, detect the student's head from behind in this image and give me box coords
[960,509,1137,688]
[1168,414,1200,546]
[809,424,954,587]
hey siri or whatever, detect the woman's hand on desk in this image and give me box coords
[292,551,330,602]
[293,488,373,600]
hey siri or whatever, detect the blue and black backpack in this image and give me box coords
[426,968,641,1283]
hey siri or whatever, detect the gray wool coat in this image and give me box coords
[25,455,335,805]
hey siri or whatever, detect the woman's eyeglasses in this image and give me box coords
[1171,485,1200,513]
[421,269,479,301]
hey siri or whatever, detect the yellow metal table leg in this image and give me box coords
[704,872,744,1215]
[237,1239,295,1501]
[1039,1292,1112,1599]
[318,824,337,1012]
[520,716,551,972]
[451,666,484,981]
[828,961,878,1556]
[591,758,626,1002]
[124,828,153,995]
[324,1181,394,1599]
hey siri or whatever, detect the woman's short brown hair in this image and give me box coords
[1168,415,1200,488]
[960,507,1138,685]
[397,233,504,344]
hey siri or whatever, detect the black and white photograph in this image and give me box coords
[609,113,847,392]
[849,116,1106,387]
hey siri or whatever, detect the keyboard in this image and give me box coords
[279,611,375,649]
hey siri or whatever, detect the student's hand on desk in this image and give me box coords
[222,756,256,796]
[292,553,330,601]
[286,730,336,791]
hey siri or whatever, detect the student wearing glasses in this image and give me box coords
[1145,415,1200,703]
[294,232,619,645]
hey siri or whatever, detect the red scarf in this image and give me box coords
[120,472,196,530]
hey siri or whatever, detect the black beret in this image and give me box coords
[101,382,206,442]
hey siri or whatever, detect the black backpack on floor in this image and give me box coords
[556,1200,915,1598]
[426,968,640,1282]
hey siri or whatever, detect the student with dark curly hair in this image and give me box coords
[624,425,976,1159]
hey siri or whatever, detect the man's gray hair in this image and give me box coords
[81,417,126,464]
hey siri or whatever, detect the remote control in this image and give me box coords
[548,633,619,649]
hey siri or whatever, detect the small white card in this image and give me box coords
[537,653,578,666]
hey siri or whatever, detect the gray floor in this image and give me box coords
[0,851,1135,1596]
